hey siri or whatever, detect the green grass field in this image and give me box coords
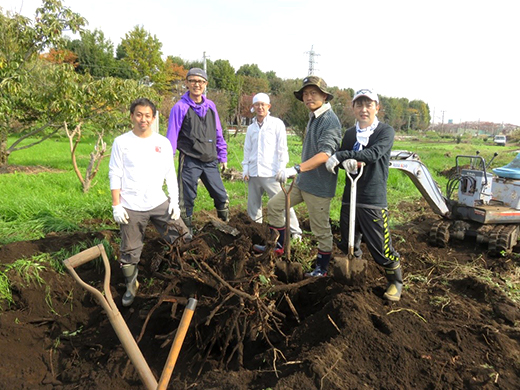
[1,132,517,245]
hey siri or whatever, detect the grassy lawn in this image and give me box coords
[1,132,517,245]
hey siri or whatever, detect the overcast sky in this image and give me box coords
[3,0,518,125]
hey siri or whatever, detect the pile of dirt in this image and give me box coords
[0,201,519,390]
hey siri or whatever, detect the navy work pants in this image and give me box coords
[178,153,228,218]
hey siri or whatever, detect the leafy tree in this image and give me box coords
[409,100,430,130]
[236,64,266,79]
[117,25,164,83]
[207,90,231,131]
[209,60,239,124]
[40,48,78,66]
[276,79,309,140]
[210,59,237,91]
[0,0,86,166]
[66,29,116,77]
[162,56,187,95]
[332,89,355,131]
[239,75,270,96]
[266,71,284,95]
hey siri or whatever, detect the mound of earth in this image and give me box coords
[0,200,519,390]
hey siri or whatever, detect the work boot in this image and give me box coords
[383,264,403,302]
[305,251,331,278]
[121,264,139,307]
[253,227,285,256]
[182,216,194,241]
[217,207,229,222]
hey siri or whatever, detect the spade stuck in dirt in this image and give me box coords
[333,162,368,285]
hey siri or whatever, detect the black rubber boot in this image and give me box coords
[305,250,331,277]
[181,217,193,236]
[121,264,139,307]
[217,207,229,222]
[383,264,403,302]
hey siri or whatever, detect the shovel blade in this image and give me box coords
[332,254,367,285]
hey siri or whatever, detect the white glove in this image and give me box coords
[220,162,228,173]
[168,201,181,220]
[325,154,340,173]
[242,167,249,181]
[112,204,129,224]
[275,167,298,184]
[342,159,358,173]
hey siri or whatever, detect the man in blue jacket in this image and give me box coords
[166,68,229,234]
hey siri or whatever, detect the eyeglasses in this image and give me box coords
[187,79,206,85]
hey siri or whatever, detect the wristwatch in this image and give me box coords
[294,164,301,174]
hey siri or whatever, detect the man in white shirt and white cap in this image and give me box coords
[242,92,302,243]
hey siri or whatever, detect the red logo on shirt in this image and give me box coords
[155,146,161,153]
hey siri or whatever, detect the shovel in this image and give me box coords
[64,244,158,390]
[274,178,303,282]
[333,162,368,284]
[64,244,198,390]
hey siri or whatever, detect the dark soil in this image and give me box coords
[0,201,519,390]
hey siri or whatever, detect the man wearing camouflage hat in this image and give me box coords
[254,76,342,278]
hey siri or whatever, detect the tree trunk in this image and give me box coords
[0,130,9,167]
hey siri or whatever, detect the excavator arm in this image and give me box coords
[389,151,451,218]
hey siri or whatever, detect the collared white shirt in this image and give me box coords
[310,102,332,119]
[242,114,289,177]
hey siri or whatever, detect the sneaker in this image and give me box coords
[292,234,302,242]
[253,243,284,256]
[305,265,327,278]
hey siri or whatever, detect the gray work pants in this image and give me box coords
[119,200,187,265]
[247,176,302,236]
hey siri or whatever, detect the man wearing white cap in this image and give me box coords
[325,88,403,301]
[242,93,302,242]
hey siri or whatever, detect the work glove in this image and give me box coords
[342,159,358,173]
[220,162,228,173]
[242,168,249,181]
[275,167,298,184]
[168,201,181,220]
[112,204,129,224]
[325,154,340,173]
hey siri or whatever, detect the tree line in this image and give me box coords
[0,0,431,167]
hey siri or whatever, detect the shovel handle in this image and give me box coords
[281,179,295,261]
[157,298,198,390]
[346,163,365,257]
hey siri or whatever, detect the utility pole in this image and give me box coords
[203,51,209,95]
[305,45,320,75]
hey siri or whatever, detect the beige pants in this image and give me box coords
[267,185,333,252]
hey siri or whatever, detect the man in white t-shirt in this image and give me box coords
[109,98,189,306]
[242,93,302,242]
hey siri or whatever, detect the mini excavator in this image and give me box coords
[389,150,520,255]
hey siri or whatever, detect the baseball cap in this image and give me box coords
[252,93,270,105]
[353,88,379,104]
[294,75,334,102]
[186,67,208,81]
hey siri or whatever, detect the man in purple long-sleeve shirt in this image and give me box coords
[166,68,229,234]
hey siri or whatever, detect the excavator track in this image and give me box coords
[429,220,451,248]
[488,224,519,256]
